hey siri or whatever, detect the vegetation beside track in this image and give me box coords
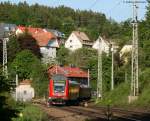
[95,81,150,109]
[97,82,130,106]
[12,103,49,121]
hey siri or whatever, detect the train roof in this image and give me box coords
[51,74,67,81]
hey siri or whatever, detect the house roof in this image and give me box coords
[32,30,56,47]
[17,26,56,47]
[97,36,110,45]
[47,65,88,78]
[45,29,65,38]
[73,31,91,42]
[93,36,110,49]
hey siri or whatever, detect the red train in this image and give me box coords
[48,74,91,105]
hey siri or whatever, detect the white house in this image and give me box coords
[92,36,110,54]
[120,45,132,57]
[16,79,34,102]
[40,39,59,64]
[93,36,119,55]
[65,31,93,51]
[16,26,59,64]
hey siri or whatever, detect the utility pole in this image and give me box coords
[131,0,139,97]
[3,37,8,78]
[97,36,102,100]
[88,69,90,87]
[111,44,114,90]
[15,66,18,86]
[124,0,146,102]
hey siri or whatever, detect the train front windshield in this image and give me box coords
[54,83,65,93]
[52,74,67,93]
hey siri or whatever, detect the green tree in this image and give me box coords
[0,40,2,64]
[7,35,21,63]
[0,74,18,121]
[56,46,70,65]
[10,50,48,96]
[69,48,97,69]
[17,32,41,58]
[0,1,117,40]
[68,48,112,91]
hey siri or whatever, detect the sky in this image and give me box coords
[0,0,148,22]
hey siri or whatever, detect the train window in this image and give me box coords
[68,77,88,85]
[54,83,65,93]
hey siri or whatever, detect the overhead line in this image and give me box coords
[88,0,98,10]
[106,0,122,15]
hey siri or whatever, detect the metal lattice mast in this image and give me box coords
[3,38,8,78]
[97,36,102,99]
[131,0,139,96]
[125,0,145,97]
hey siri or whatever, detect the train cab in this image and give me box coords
[49,74,68,105]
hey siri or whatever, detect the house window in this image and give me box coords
[70,40,72,42]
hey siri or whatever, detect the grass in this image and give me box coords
[12,103,49,121]
[97,82,130,107]
[94,79,150,109]
[133,87,150,108]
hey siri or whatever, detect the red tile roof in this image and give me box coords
[47,65,88,78]
[32,30,56,46]
[17,26,56,46]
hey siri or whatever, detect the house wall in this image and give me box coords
[93,38,110,54]
[48,39,59,48]
[16,85,34,102]
[120,45,132,57]
[40,47,56,64]
[65,33,82,51]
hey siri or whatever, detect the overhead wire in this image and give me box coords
[106,0,122,15]
[86,0,124,22]
[88,0,99,10]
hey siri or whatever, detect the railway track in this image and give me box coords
[33,100,150,121]
[57,106,106,120]
[89,105,150,121]
[54,105,150,121]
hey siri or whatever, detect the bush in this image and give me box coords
[12,104,49,121]
[98,82,130,106]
